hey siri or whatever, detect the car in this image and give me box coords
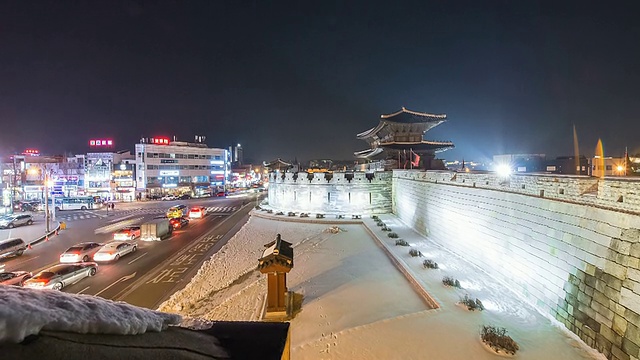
[24,263,97,290]
[113,226,141,241]
[169,217,189,229]
[188,206,206,218]
[13,201,39,212]
[93,241,137,262]
[0,214,34,229]
[162,195,177,201]
[166,204,187,218]
[59,242,103,263]
[0,238,27,259]
[0,271,32,286]
[178,194,192,200]
[216,191,227,197]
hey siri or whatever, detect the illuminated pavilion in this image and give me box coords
[354,107,454,169]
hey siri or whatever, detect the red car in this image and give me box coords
[169,217,189,229]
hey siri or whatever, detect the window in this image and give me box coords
[214,155,221,160]
[188,154,195,159]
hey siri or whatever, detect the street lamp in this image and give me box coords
[44,172,55,234]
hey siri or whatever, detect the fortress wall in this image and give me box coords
[267,171,393,214]
[393,170,640,360]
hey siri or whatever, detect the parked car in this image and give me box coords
[0,214,34,229]
[93,241,137,262]
[188,206,206,219]
[161,195,177,201]
[13,201,39,212]
[24,263,97,290]
[178,194,192,200]
[0,271,32,286]
[113,226,141,241]
[216,191,227,197]
[59,242,103,263]
[169,217,189,229]
[0,238,27,259]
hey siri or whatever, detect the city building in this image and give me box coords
[590,156,627,177]
[135,137,229,198]
[354,107,454,170]
[85,150,134,200]
[545,156,589,175]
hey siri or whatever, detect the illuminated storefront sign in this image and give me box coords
[22,149,40,156]
[159,170,180,176]
[89,139,114,147]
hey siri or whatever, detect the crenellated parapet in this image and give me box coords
[267,171,393,215]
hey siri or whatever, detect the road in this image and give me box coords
[0,193,262,309]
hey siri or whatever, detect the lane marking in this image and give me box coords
[95,272,137,297]
[127,252,148,265]
[8,255,40,269]
[77,286,90,294]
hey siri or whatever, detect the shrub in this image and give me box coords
[381,226,392,232]
[316,214,324,219]
[255,205,261,210]
[388,232,399,238]
[480,326,519,355]
[300,213,309,218]
[442,276,461,288]
[423,259,439,269]
[409,248,423,257]
[266,209,273,214]
[275,211,284,216]
[376,221,385,227]
[395,239,409,246]
[372,215,379,220]
[459,294,484,311]
[337,215,344,219]
[287,212,296,216]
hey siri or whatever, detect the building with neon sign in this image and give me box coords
[135,137,230,198]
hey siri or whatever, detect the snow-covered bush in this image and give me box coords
[409,248,423,257]
[255,205,261,210]
[376,220,384,227]
[371,215,379,220]
[275,211,284,216]
[480,326,519,355]
[423,259,438,269]
[337,215,344,219]
[388,232,399,238]
[287,211,296,216]
[442,276,461,288]
[395,239,409,246]
[300,213,309,218]
[316,213,324,219]
[459,294,483,311]
[267,209,273,214]
[381,225,391,232]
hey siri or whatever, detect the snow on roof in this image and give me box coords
[0,286,181,343]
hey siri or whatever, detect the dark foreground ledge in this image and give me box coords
[1,321,290,360]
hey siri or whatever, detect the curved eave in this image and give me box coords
[353,148,384,159]
[381,107,447,122]
[379,141,455,153]
[356,123,385,139]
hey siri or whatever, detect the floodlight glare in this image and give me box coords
[496,164,512,177]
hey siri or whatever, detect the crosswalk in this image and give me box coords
[56,206,238,222]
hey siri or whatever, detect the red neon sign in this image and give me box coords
[151,137,170,145]
[22,149,40,156]
[89,139,114,147]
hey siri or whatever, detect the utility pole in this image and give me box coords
[9,155,16,215]
[44,170,49,234]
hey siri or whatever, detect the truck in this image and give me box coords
[140,218,172,241]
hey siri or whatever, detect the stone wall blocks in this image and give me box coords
[622,229,640,242]
[620,287,640,315]
[623,338,640,359]
[613,314,629,336]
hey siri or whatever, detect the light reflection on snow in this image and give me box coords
[458,280,482,291]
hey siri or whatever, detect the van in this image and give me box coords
[0,238,27,259]
[166,205,187,219]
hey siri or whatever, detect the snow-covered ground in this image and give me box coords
[162,212,605,360]
[0,286,181,343]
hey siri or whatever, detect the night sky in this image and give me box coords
[1,1,640,164]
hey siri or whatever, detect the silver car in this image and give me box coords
[60,242,103,263]
[93,241,137,262]
[23,263,97,290]
[0,271,33,286]
[0,214,34,229]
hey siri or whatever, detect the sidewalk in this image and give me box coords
[0,216,60,245]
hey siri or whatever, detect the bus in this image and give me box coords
[42,197,101,211]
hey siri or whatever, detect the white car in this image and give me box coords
[60,242,103,263]
[93,241,137,262]
[113,226,141,241]
[161,195,177,201]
